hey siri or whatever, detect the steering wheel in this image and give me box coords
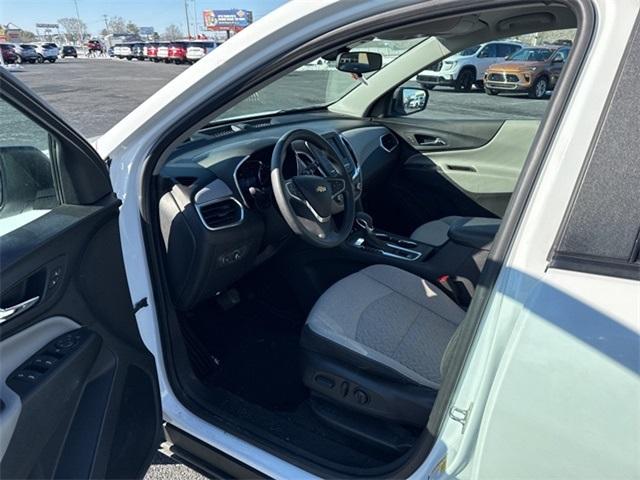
[271,129,356,248]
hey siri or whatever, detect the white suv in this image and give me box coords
[32,42,59,63]
[417,40,522,91]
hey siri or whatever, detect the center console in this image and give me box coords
[348,212,434,262]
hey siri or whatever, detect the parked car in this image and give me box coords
[145,42,162,62]
[0,1,638,479]
[114,43,133,60]
[416,41,522,91]
[131,43,146,61]
[484,46,571,98]
[186,40,217,63]
[107,46,114,57]
[0,43,18,64]
[157,42,170,62]
[11,44,38,63]
[33,42,59,63]
[168,42,188,64]
[60,46,78,58]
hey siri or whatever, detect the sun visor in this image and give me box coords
[378,15,487,40]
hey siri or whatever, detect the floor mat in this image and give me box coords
[215,331,307,410]
[182,262,411,470]
[187,266,308,412]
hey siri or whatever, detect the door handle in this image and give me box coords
[0,296,40,324]
[416,135,447,147]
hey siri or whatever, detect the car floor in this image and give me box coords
[180,262,415,470]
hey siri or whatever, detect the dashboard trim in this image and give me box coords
[232,154,254,208]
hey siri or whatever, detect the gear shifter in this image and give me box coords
[355,212,387,250]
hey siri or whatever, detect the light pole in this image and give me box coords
[184,0,191,38]
[192,0,198,38]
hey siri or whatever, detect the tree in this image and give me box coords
[58,17,88,43]
[163,24,183,41]
[126,21,139,35]
[106,16,127,34]
[19,30,37,42]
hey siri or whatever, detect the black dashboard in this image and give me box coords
[158,112,400,310]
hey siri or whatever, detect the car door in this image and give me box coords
[0,70,161,479]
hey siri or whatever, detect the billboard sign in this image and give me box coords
[139,26,154,35]
[0,26,21,42]
[203,9,253,32]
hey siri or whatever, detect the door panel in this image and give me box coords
[0,202,161,479]
[0,71,160,479]
[384,117,505,152]
[425,120,539,195]
[370,119,538,234]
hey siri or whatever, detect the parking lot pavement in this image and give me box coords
[144,452,208,480]
[11,58,189,138]
[10,57,548,141]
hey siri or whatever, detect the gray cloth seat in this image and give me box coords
[303,264,465,391]
[411,215,499,247]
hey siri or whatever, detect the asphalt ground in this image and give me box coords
[2,57,547,478]
[8,57,548,140]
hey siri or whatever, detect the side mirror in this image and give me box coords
[336,51,383,74]
[392,86,428,116]
[552,57,564,64]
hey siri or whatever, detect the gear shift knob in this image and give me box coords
[355,212,374,232]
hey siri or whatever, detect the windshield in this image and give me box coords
[217,38,424,121]
[507,48,553,62]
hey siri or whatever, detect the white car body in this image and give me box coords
[115,44,132,58]
[416,40,523,89]
[32,42,59,61]
[93,0,640,478]
[186,41,217,62]
[0,0,637,478]
[156,45,170,61]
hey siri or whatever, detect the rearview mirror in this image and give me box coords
[392,87,428,116]
[336,51,383,74]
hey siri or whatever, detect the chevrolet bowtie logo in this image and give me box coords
[316,185,327,193]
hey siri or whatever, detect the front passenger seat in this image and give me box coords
[301,264,465,426]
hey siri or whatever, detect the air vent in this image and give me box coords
[196,198,244,230]
[380,133,399,152]
[201,125,234,139]
[243,118,272,128]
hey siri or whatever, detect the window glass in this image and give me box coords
[459,45,481,56]
[416,29,575,120]
[217,38,424,120]
[0,98,59,235]
[478,44,497,58]
[507,47,553,61]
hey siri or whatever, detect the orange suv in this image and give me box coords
[484,46,570,98]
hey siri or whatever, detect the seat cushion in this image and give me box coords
[410,216,463,246]
[304,265,465,390]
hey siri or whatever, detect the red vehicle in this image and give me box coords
[0,44,18,64]
[146,43,159,62]
[167,42,188,64]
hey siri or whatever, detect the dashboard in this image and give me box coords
[158,112,400,310]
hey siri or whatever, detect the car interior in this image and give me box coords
[149,3,578,476]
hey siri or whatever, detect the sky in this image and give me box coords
[1,0,289,35]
